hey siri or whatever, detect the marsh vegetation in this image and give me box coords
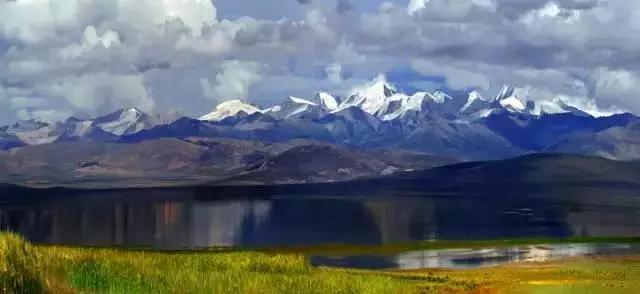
[2,233,640,293]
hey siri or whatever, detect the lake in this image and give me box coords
[1,184,640,269]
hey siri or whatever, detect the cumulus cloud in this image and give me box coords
[408,0,428,15]
[325,63,343,84]
[202,60,262,101]
[53,74,155,115]
[1,0,640,124]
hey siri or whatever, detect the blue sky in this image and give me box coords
[0,0,638,124]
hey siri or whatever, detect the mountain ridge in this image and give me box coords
[0,137,457,188]
[1,81,638,161]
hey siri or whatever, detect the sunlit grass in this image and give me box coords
[0,233,420,293]
[0,233,43,293]
[1,232,640,293]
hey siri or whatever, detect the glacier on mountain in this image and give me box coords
[1,79,635,161]
[199,99,260,122]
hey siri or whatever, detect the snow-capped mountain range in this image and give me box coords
[0,108,182,149]
[198,82,600,124]
[2,80,639,160]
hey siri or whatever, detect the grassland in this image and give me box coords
[2,233,640,293]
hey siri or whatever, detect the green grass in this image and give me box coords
[0,233,420,293]
[1,233,640,293]
[0,233,43,293]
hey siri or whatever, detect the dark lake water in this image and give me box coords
[1,184,640,269]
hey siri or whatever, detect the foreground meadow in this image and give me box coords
[1,233,640,293]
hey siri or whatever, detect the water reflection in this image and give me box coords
[312,244,640,270]
[0,186,639,252]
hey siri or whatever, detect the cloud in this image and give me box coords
[412,59,490,90]
[9,96,49,109]
[0,0,217,43]
[52,73,155,115]
[0,87,7,103]
[325,63,343,84]
[408,0,428,15]
[202,60,262,101]
[1,0,640,124]
[16,109,71,123]
[592,67,640,113]
[336,0,354,14]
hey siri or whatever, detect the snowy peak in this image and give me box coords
[4,120,60,145]
[534,99,591,117]
[428,91,452,104]
[468,90,484,103]
[199,99,260,122]
[460,91,492,116]
[95,108,151,136]
[94,108,144,123]
[316,92,339,111]
[375,93,409,121]
[355,78,396,99]
[272,96,324,119]
[121,108,144,121]
[288,96,317,106]
[490,85,528,113]
[340,76,397,115]
[495,84,515,101]
[126,107,143,116]
[500,96,527,112]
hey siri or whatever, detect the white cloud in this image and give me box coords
[16,109,71,123]
[333,43,367,65]
[305,10,334,41]
[1,0,640,125]
[59,26,121,59]
[158,0,217,34]
[0,0,216,43]
[202,60,262,101]
[408,0,428,15]
[50,74,154,115]
[325,63,343,84]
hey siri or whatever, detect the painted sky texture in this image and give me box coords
[1,0,639,124]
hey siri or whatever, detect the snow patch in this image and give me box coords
[500,96,526,112]
[317,92,339,110]
[381,166,399,176]
[461,90,485,112]
[288,96,317,106]
[199,99,260,121]
[97,108,146,136]
[341,75,396,115]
